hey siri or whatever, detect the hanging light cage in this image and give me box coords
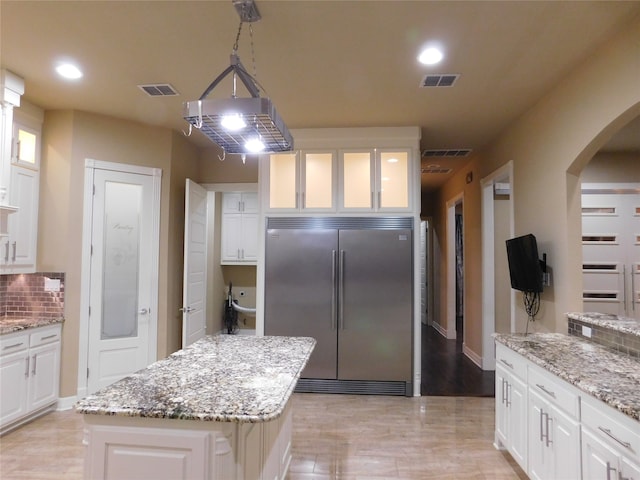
[183,1,293,154]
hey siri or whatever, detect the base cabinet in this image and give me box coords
[581,396,640,480]
[527,389,581,480]
[0,324,61,433]
[83,402,293,480]
[496,341,639,480]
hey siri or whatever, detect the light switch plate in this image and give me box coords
[581,325,592,338]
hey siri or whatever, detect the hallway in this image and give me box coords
[421,325,495,396]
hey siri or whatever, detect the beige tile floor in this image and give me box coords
[0,394,526,480]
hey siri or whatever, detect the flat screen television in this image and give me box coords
[505,234,544,293]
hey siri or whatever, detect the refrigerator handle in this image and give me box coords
[339,249,345,330]
[331,250,337,330]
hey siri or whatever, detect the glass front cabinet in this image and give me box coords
[263,147,413,214]
[265,151,336,212]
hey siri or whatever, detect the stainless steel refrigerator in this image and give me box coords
[264,217,413,395]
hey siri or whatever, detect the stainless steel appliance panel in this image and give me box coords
[264,228,338,379]
[337,229,413,381]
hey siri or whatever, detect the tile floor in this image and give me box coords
[0,393,525,479]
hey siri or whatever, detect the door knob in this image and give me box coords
[138,308,149,315]
[179,306,194,313]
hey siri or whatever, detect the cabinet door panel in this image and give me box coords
[494,365,509,447]
[7,166,39,272]
[341,151,373,209]
[221,214,242,262]
[379,151,409,209]
[240,213,258,261]
[551,405,581,480]
[303,152,334,210]
[28,343,60,411]
[509,375,528,471]
[0,351,29,426]
[582,427,620,480]
[269,153,298,209]
[527,389,549,480]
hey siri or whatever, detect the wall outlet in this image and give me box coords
[582,325,592,338]
[44,278,61,292]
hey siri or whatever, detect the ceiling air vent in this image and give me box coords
[138,84,180,97]
[420,74,459,88]
[421,166,453,175]
[422,149,472,157]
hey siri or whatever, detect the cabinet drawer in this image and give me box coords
[528,364,580,419]
[0,333,29,355]
[495,343,527,381]
[30,326,61,347]
[582,396,640,463]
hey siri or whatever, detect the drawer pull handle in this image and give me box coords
[40,334,57,341]
[499,359,514,369]
[536,383,556,399]
[3,342,25,350]
[598,426,632,450]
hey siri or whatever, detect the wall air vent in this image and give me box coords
[421,166,453,175]
[420,74,459,88]
[138,84,180,97]
[422,149,471,157]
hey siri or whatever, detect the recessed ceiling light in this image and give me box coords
[418,47,443,65]
[387,157,399,163]
[56,63,83,80]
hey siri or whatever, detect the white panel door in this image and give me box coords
[182,179,207,348]
[88,169,155,393]
[582,184,640,319]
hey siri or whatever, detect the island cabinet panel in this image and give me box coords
[83,406,294,480]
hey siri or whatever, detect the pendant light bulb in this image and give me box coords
[221,113,247,131]
[245,137,265,153]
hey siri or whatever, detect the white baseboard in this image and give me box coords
[56,395,78,411]
[463,343,483,368]
[431,322,447,338]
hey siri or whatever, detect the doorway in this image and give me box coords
[78,160,161,397]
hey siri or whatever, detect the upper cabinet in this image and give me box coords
[260,127,420,215]
[265,151,336,212]
[1,101,42,274]
[221,192,259,265]
[339,149,410,212]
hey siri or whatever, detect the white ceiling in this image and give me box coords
[2,1,639,191]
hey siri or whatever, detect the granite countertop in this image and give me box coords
[495,333,639,422]
[76,335,316,423]
[0,316,64,335]
[567,312,640,337]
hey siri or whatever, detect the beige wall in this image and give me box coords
[431,15,640,361]
[581,152,640,183]
[38,110,199,398]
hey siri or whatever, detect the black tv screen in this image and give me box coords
[506,234,543,293]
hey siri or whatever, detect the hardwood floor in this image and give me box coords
[421,325,495,397]
[0,393,526,479]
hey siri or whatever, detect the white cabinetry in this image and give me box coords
[581,395,640,480]
[83,400,294,480]
[0,324,61,433]
[221,192,258,264]
[527,365,581,480]
[1,103,42,274]
[339,149,411,212]
[260,127,420,215]
[495,343,528,471]
[265,151,336,212]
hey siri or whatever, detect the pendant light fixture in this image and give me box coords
[183,0,293,154]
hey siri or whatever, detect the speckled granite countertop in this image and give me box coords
[495,333,639,422]
[76,335,316,423]
[0,316,64,335]
[567,312,640,337]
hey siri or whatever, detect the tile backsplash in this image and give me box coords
[568,317,640,358]
[0,272,65,319]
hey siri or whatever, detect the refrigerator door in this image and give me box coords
[264,228,338,379]
[338,229,413,381]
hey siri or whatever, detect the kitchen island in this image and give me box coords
[76,335,315,480]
